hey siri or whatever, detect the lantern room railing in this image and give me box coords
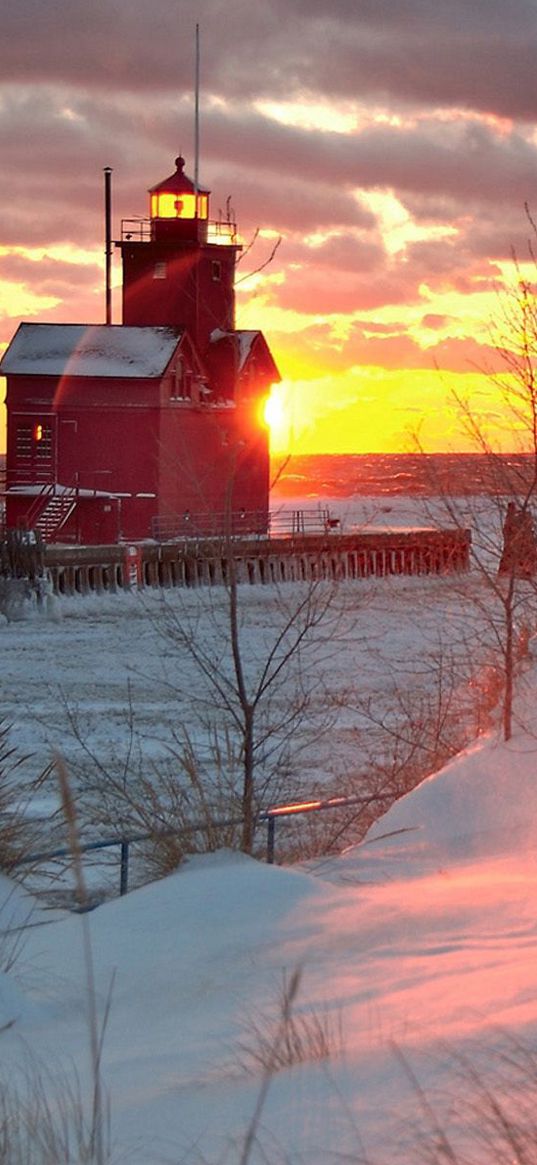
[120,217,238,245]
[206,219,237,245]
[120,218,152,242]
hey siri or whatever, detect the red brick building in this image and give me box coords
[1,157,279,544]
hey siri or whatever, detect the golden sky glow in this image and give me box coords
[227,84,537,458]
[236,214,526,457]
[1,14,536,460]
[263,369,519,455]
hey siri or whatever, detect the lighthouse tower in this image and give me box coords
[120,155,239,353]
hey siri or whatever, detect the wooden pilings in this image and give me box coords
[41,527,471,597]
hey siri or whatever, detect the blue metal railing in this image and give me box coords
[15,791,393,900]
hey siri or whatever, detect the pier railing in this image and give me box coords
[150,507,336,541]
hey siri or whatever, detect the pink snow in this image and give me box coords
[2,712,537,1161]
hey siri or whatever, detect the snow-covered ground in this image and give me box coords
[2,492,537,1161]
[3,679,537,1161]
[0,495,515,795]
[0,555,516,893]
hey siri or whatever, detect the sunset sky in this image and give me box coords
[2,0,537,455]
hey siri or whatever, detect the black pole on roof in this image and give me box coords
[104,167,113,326]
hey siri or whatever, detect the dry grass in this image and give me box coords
[401,1035,537,1165]
[208,1030,537,1165]
[55,755,114,1165]
[0,1065,113,1164]
[134,731,245,881]
[237,970,343,1075]
[52,711,247,885]
[0,722,42,875]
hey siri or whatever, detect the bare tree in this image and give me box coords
[154,561,344,854]
[418,259,537,741]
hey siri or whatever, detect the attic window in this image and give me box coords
[153,262,167,280]
[169,359,193,401]
[170,359,183,399]
[211,260,222,282]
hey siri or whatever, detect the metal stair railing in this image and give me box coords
[35,488,78,542]
[23,483,55,530]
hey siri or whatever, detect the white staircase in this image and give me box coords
[34,490,77,542]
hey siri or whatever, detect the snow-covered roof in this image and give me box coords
[237,330,258,371]
[209,328,273,374]
[0,323,183,378]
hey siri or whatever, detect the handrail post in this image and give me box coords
[266,815,275,864]
[120,839,129,896]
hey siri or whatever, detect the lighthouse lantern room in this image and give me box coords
[149,155,209,239]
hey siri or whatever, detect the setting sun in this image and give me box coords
[264,383,289,450]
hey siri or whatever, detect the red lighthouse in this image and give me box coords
[1,158,279,544]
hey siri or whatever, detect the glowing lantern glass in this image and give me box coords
[150,191,208,220]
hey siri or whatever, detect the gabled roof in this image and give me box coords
[0,323,184,378]
[210,328,280,380]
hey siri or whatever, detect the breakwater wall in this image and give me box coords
[43,527,471,595]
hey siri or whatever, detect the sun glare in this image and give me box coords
[264,384,290,452]
[264,387,283,429]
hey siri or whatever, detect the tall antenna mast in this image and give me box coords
[194,22,200,217]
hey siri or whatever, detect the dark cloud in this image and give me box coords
[272,266,417,315]
[270,233,385,274]
[196,109,537,210]
[401,195,537,262]
[219,176,374,236]
[3,77,537,253]
[2,0,537,122]
[339,327,499,374]
[0,254,101,291]
[403,238,504,289]
[264,228,504,318]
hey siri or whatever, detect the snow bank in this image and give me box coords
[335,729,537,881]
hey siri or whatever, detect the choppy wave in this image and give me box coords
[271,453,537,499]
[1,451,533,505]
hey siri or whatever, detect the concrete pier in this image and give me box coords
[43,526,470,596]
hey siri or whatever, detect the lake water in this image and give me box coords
[270,452,536,500]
